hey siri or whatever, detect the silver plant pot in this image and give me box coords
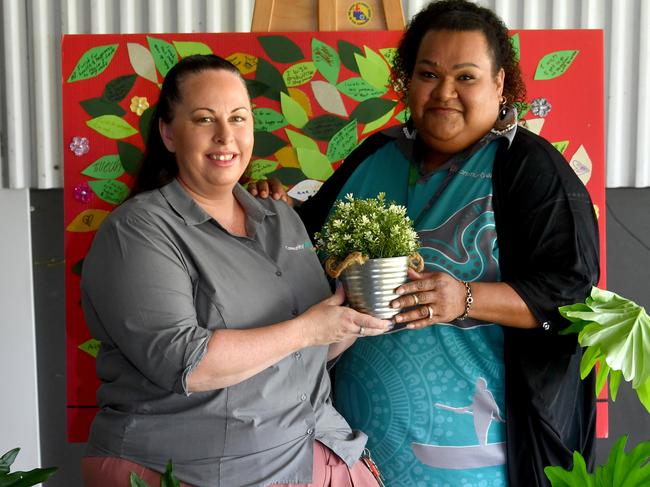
[338,255,410,319]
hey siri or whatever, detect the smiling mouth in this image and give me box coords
[208,153,236,162]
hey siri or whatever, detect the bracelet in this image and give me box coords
[456,281,473,321]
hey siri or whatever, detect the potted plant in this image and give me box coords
[544,287,650,486]
[0,447,57,486]
[315,192,423,319]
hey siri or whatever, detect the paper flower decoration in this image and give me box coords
[531,97,552,117]
[130,96,150,116]
[73,182,93,204]
[69,136,89,156]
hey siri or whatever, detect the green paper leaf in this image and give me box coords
[81,155,124,179]
[265,167,307,185]
[147,36,178,78]
[118,141,144,177]
[130,472,151,487]
[258,35,304,63]
[355,46,390,90]
[326,119,358,162]
[285,128,319,151]
[253,131,287,157]
[395,107,410,123]
[280,91,308,128]
[534,49,579,80]
[139,104,155,145]
[160,460,180,487]
[302,114,348,141]
[248,159,279,180]
[103,74,137,102]
[245,78,270,99]
[312,38,340,85]
[80,97,126,118]
[255,58,288,101]
[338,40,362,73]
[88,179,131,205]
[67,44,118,82]
[362,107,395,134]
[351,98,398,123]
[78,338,101,358]
[253,108,287,132]
[71,258,84,276]
[283,62,317,87]
[296,148,333,180]
[172,40,212,57]
[336,77,387,101]
[87,115,138,140]
[552,140,570,155]
[510,33,521,64]
[514,101,529,120]
[380,47,398,67]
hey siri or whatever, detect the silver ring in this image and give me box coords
[412,294,419,305]
[359,326,365,336]
[427,305,433,320]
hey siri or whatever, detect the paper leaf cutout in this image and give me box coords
[355,46,390,90]
[280,92,308,128]
[246,79,270,99]
[88,179,131,205]
[362,107,395,134]
[81,155,124,179]
[338,40,362,73]
[288,179,323,202]
[312,80,348,117]
[139,105,155,144]
[287,88,313,117]
[326,119,358,161]
[395,108,410,123]
[510,33,521,63]
[78,338,101,358]
[569,144,592,185]
[118,141,143,177]
[253,131,288,157]
[296,147,334,180]
[255,58,288,101]
[227,53,258,75]
[147,36,178,78]
[86,115,138,140]
[266,167,307,185]
[71,258,84,276]
[337,77,387,101]
[379,48,398,67]
[283,62,317,87]
[80,97,125,118]
[173,40,212,57]
[259,35,304,63]
[66,209,110,232]
[514,101,529,120]
[248,159,279,180]
[312,38,341,85]
[67,44,118,82]
[552,140,570,155]
[286,128,319,151]
[524,117,545,135]
[302,114,348,141]
[127,42,158,84]
[534,49,579,80]
[351,98,398,123]
[274,146,300,168]
[103,74,137,102]
[253,108,287,132]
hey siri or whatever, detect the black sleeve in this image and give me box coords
[493,128,600,332]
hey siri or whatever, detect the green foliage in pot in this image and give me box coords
[0,448,57,486]
[130,460,179,487]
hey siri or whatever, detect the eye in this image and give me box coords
[418,69,438,80]
[230,115,246,123]
[458,74,475,81]
[196,116,214,124]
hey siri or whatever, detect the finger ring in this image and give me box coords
[412,294,419,305]
[359,325,365,336]
[427,305,433,320]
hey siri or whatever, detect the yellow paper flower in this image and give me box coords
[130,96,149,116]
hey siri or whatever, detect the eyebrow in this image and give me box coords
[416,60,481,69]
[191,106,250,114]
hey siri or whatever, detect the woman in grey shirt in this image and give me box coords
[80,54,389,487]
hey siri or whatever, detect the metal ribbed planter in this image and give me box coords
[338,256,409,319]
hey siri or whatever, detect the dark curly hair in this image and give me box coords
[393,0,526,105]
[131,54,245,195]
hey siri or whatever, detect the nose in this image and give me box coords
[433,76,457,102]
[212,120,234,144]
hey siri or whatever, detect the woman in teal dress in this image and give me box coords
[251,1,600,485]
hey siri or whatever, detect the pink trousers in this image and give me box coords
[82,442,379,487]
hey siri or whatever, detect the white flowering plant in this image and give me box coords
[315,193,420,261]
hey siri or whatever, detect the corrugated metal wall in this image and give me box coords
[0,0,647,189]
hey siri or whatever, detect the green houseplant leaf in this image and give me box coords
[0,448,57,486]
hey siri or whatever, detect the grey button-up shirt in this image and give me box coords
[81,180,367,486]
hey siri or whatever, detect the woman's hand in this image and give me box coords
[389,268,467,329]
[248,177,293,206]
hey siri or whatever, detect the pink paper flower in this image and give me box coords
[69,136,89,156]
[73,182,93,204]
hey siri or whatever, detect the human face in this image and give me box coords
[408,30,504,165]
[160,69,253,197]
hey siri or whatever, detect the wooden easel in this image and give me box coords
[251,0,405,32]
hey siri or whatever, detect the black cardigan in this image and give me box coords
[297,126,600,486]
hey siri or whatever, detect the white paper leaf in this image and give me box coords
[311,80,348,117]
[287,179,323,202]
[127,43,158,84]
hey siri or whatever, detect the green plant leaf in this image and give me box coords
[253,108,287,132]
[362,107,395,134]
[258,35,304,63]
[338,40,362,73]
[172,40,212,57]
[139,104,155,145]
[351,98,397,124]
[67,44,118,82]
[296,147,334,180]
[255,58,288,101]
[285,128,319,151]
[326,119,357,162]
[160,460,180,487]
[336,77,386,101]
[103,74,137,102]
[312,38,340,85]
[130,472,151,487]
[81,155,125,179]
[302,115,348,141]
[88,179,131,205]
[579,345,601,380]
[147,36,178,78]
[265,167,307,185]
[0,448,19,473]
[0,466,58,485]
[280,92,308,128]
[610,368,623,401]
[355,46,390,90]
[637,378,650,414]
[595,360,610,396]
[87,115,138,140]
[247,159,279,181]
[511,33,521,64]
[253,131,287,157]
[283,62,316,87]
[118,141,144,177]
[80,97,126,118]
[534,49,579,80]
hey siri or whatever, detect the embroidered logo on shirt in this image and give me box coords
[458,169,492,179]
[284,240,314,251]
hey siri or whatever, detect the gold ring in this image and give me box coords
[427,305,433,320]
[412,294,419,305]
[359,326,365,336]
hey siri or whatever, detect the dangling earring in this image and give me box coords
[491,95,518,136]
[498,96,509,120]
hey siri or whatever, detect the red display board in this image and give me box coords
[62,30,606,442]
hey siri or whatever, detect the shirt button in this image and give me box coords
[300,393,307,401]
[294,351,301,359]
[275,270,282,277]
[542,321,551,330]
[307,427,314,435]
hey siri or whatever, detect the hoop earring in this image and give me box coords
[498,96,508,120]
[491,96,518,136]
